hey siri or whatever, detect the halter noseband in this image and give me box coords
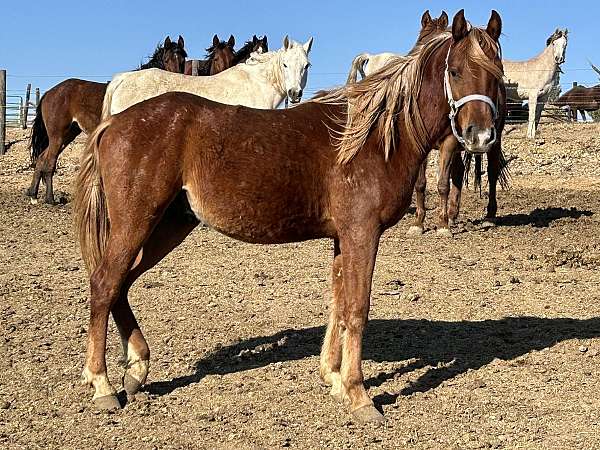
[443,42,498,148]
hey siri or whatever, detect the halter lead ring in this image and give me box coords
[444,44,498,148]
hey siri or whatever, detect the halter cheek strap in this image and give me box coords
[444,44,498,147]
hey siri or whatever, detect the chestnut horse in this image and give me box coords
[27,36,187,205]
[75,10,502,423]
[184,34,236,76]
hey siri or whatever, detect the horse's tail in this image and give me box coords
[101,75,123,120]
[29,94,49,165]
[346,53,370,84]
[74,118,112,273]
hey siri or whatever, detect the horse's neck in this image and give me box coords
[234,45,252,64]
[504,45,558,91]
[238,53,286,108]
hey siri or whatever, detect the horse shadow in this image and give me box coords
[487,207,592,228]
[145,316,600,407]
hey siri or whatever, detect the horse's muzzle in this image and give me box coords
[463,125,496,154]
[288,89,303,104]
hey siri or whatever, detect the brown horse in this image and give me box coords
[75,10,502,423]
[409,85,509,237]
[233,34,269,64]
[27,36,187,205]
[554,84,600,121]
[184,34,236,76]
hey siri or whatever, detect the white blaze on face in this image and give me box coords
[280,36,313,102]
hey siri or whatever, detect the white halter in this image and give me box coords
[443,40,498,148]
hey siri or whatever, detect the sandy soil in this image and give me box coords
[1,123,600,449]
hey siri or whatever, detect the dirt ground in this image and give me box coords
[1,122,600,449]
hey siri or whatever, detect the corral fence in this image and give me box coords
[0,69,42,155]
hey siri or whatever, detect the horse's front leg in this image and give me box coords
[483,135,503,225]
[436,137,458,237]
[527,94,538,139]
[337,226,383,423]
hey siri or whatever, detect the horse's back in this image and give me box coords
[101,92,338,242]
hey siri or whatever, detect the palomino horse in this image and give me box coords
[75,10,502,423]
[503,29,568,138]
[27,36,187,205]
[346,10,448,83]
[102,36,313,117]
[184,35,236,76]
[554,84,600,121]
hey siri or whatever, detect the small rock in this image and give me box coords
[509,276,521,284]
[0,400,10,409]
[405,293,420,302]
[579,345,588,353]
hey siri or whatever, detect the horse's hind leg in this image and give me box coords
[42,124,80,204]
[320,240,344,401]
[407,157,428,236]
[436,137,458,237]
[113,193,199,396]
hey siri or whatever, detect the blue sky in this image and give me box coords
[1,0,599,96]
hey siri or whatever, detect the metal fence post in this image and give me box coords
[0,69,6,155]
[22,83,31,129]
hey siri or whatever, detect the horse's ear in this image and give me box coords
[164,36,172,47]
[564,28,569,36]
[178,35,185,49]
[283,35,290,50]
[451,9,468,42]
[262,36,268,46]
[303,37,313,54]
[228,35,235,47]
[439,11,448,29]
[213,34,220,47]
[421,10,432,28]
[252,35,258,44]
[486,10,502,42]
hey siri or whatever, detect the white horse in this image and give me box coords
[346,52,398,83]
[102,36,313,118]
[503,29,568,138]
[346,11,448,83]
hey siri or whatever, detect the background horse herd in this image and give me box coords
[3,8,598,429]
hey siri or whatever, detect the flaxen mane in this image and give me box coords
[314,28,502,164]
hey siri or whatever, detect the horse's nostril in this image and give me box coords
[465,125,475,135]
[298,89,303,98]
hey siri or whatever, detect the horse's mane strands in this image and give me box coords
[313,28,501,165]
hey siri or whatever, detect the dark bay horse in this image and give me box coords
[233,34,269,64]
[27,36,187,205]
[75,10,503,423]
[554,84,600,121]
[184,34,236,76]
[409,85,509,237]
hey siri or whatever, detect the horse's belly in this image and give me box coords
[182,185,329,244]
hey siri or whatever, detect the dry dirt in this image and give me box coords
[1,123,600,449]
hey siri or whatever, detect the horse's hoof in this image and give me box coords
[93,395,121,411]
[29,197,39,205]
[436,228,453,238]
[352,405,385,424]
[406,226,424,237]
[122,373,143,396]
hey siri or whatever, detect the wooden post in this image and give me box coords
[22,83,31,129]
[572,81,578,88]
[19,97,24,128]
[192,60,199,76]
[35,87,40,106]
[0,69,6,155]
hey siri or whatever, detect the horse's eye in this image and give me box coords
[449,69,459,78]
